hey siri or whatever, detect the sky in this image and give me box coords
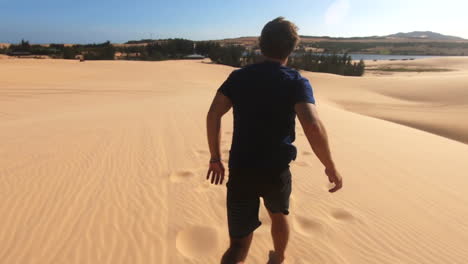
[1,0,467,44]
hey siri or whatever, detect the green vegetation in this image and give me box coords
[125,39,155,45]
[5,40,115,60]
[289,52,365,76]
[194,41,221,56]
[3,39,365,76]
[145,38,193,60]
[84,42,115,60]
[119,39,366,75]
[64,41,115,60]
[205,43,245,67]
[7,40,63,57]
[118,39,246,67]
[241,50,365,76]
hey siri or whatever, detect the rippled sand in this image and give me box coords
[1,58,468,263]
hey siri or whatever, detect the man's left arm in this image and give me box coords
[206,91,232,185]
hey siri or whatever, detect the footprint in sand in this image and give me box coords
[293,215,325,236]
[169,170,196,183]
[195,149,209,157]
[195,181,211,193]
[176,226,219,258]
[293,161,309,167]
[331,209,355,221]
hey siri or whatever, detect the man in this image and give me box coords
[206,17,343,264]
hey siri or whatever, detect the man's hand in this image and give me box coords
[325,167,343,193]
[206,160,225,185]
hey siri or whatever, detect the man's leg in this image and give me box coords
[262,167,292,263]
[221,233,254,264]
[267,210,289,263]
[224,168,262,264]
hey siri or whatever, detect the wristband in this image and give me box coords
[209,158,221,163]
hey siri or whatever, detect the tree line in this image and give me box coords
[63,41,115,60]
[120,39,365,75]
[3,40,63,56]
[1,39,365,76]
[118,39,245,67]
[241,50,365,76]
[289,52,365,76]
[3,40,115,60]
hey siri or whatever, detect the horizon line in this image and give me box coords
[2,31,467,45]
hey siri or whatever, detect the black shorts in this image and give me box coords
[226,166,292,238]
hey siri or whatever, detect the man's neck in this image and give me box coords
[264,56,288,66]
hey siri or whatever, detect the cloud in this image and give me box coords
[325,0,350,25]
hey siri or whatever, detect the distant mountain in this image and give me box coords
[386,31,465,41]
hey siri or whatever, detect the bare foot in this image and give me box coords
[267,250,285,264]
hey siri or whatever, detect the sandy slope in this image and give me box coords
[309,57,468,144]
[1,58,468,264]
[0,54,12,59]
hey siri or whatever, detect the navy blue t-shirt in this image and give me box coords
[217,60,315,169]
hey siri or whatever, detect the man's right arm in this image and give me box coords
[295,102,343,193]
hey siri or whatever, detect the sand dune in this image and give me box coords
[1,58,468,263]
[307,58,468,144]
[365,57,468,72]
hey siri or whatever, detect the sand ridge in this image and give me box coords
[1,58,468,263]
[304,57,468,144]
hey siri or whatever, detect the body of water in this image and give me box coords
[348,54,437,61]
[246,51,458,61]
